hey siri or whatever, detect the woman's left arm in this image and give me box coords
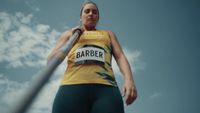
[107,30,137,105]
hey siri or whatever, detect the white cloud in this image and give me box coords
[0,73,64,113]
[27,78,61,113]
[112,49,144,76]
[0,12,61,68]
[16,12,33,24]
[25,0,40,12]
[36,24,50,33]
[0,11,144,113]
[0,12,12,32]
[0,74,30,113]
[0,11,62,112]
[149,92,161,100]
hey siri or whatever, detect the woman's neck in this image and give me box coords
[83,25,96,31]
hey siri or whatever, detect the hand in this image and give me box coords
[71,26,84,34]
[122,79,137,105]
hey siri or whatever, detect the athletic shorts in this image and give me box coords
[52,84,124,113]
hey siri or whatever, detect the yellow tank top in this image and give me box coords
[61,30,117,86]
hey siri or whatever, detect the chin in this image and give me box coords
[85,24,96,28]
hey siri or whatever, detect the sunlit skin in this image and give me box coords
[48,3,137,106]
[80,4,99,30]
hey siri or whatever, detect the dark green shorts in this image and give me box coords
[52,84,124,113]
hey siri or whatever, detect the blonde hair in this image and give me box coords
[80,1,99,18]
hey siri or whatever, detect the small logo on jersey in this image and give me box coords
[75,45,105,65]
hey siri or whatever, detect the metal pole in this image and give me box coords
[7,28,82,113]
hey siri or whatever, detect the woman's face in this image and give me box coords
[81,3,99,29]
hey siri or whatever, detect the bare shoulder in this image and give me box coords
[61,30,73,39]
[105,30,115,36]
[57,29,74,43]
[104,30,116,39]
[104,30,123,59]
[104,30,118,42]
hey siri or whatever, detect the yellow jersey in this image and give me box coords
[61,30,117,86]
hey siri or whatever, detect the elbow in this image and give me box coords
[114,52,124,61]
[114,53,127,63]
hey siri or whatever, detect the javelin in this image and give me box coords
[6,27,83,113]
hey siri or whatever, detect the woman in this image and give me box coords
[48,1,137,113]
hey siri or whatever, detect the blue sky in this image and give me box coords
[0,0,200,113]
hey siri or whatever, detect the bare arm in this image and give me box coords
[47,30,72,62]
[108,30,137,105]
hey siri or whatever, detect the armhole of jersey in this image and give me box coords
[103,30,113,56]
[104,30,112,41]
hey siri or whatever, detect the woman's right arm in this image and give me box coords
[47,30,72,62]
